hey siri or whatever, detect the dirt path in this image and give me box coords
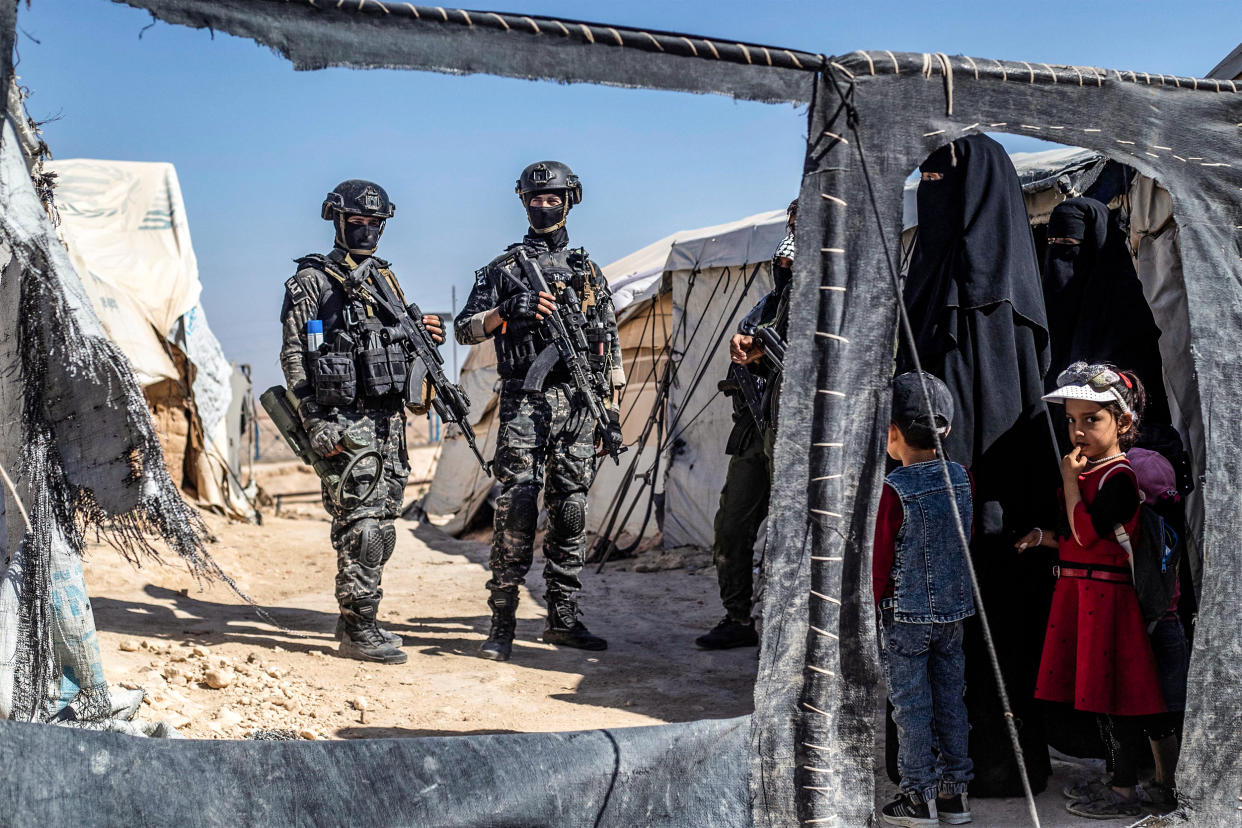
[85,511,755,741]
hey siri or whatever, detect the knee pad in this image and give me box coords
[501,483,540,534]
[351,519,390,569]
[376,523,396,566]
[553,494,587,536]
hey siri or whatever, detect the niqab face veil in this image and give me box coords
[1041,196,1169,425]
[899,134,1051,472]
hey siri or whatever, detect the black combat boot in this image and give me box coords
[543,595,607,651]
[694,616,759,650]
[479,589,518,662]
[338,600,407,664]
[334,615,403,648]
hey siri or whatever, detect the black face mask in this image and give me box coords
[526,203,568,234]
[337,218,383,254]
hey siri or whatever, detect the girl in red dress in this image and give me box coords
[1014,362,1164,819]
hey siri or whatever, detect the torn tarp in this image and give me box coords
[115,0,817,104]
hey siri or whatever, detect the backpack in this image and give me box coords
[1113,448,1186,631]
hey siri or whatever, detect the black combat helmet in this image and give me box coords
[321,179,395,255]
[321,179,396,220]
[515,161,581,235]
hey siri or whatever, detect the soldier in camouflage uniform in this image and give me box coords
[455,161,624,662]
[695,199,797,650]
[279,179,444,665]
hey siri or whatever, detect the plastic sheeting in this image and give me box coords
[761,53,1242,826]
[50,158,254,520]
[663,262,774,548]
[0,715,748,826]
[0,94,216,731]
[50,159,200,386]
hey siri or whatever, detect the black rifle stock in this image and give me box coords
[511,249,625,464]
[344,258,491,474]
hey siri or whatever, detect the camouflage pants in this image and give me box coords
[317,406,410,611]
[711,423,773,620]
[489,381,596,601]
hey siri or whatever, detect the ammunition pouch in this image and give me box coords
[313,347,357,407]
[358,339,407,397]
[495,333,542,379]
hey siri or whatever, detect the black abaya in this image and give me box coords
[898,134,1059,796]
[1042,196,1170,425]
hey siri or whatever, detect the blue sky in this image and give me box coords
[16,1,1238,390]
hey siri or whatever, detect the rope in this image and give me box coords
[335,2,828,73]
[0,458,32,535]
[821,65,1042,828]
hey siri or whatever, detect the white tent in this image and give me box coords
[420,209,785,548]
[47,158,256,521]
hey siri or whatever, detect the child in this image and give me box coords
[875,371,974,827]
[1016,362,1166,819]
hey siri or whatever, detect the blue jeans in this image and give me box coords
[880,609,974,802]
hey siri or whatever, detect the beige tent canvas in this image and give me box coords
[48,158,256,521]
[419,209,785,549]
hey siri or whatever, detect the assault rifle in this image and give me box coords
[739,318,786,374]
[344,257,490,474]
[510,248,626,464]
[722,362,768,434]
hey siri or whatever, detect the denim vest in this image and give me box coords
[883,460,975,623]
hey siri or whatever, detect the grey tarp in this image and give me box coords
[0,716,748,827]
[779,54,1239,826]
[10,1,1241,825]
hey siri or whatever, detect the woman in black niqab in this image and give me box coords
[1042,196,1170,425]
[896,134,1059,797]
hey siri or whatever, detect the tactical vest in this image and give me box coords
[295,251,410,408]
[486,245,613,382]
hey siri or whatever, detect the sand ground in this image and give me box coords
[83,460,1125,826]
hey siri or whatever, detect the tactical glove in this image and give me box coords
[497,291,541,323]
[596,407,623,450]
[307,419,345,457]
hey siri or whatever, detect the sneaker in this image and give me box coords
[1138,781,1178,813]
[1065,788,1142,820]
[694,616,759,649]
[1063,776,1112,801]
[881,792,938,827]
[335,615,402,648]
[936,793,971,824]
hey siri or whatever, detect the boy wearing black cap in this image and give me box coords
[876,372,975,826]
